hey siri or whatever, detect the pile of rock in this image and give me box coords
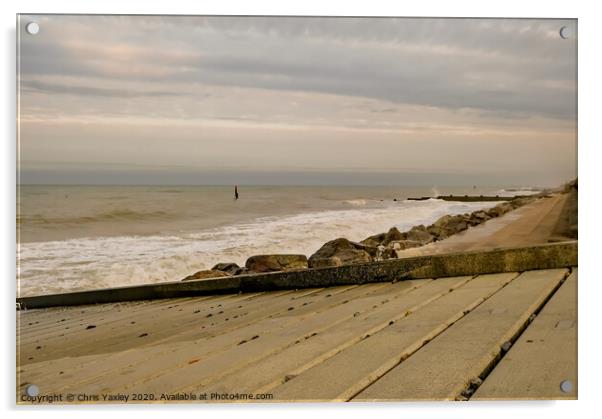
[182,195,538,279]
[181,254,307,281]
[307,196,537,268]
[245,254,308,273]
[307,237,393,268]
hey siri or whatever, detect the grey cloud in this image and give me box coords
[21,80,191,98]
[18,15,576,120]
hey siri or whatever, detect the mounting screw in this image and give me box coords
[25,22,40,35]
[25,384,39,397]
[560,380,573,393]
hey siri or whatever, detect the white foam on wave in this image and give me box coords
[17,199,499,296]
[494,187,543,197]
[342,199,368,206]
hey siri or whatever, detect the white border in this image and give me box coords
[2,1,600,418]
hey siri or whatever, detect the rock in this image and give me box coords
[406,225,435,244]
[426,215,452,240]
[353,243,396,260]
[360,232,386,248]
[211,262,241,275]
[564,178,577,192]
[432,215,452,229]
[388,240,422,251]
[445,214,469,233]
[471,210,491,221]
[510,197,535,208]
[308,238,373,268]
[427,225,446,240]
[382,227,406,245]
[427,214,469,240]
[467,210,491,226]
[181,270,231,282]
[375,245,397,261]
[359,245,378,259]
[245,254,308,273]
[488,202,514,217]
[360,227,405,247]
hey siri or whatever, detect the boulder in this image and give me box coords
[510,197,535,208]
[432,215,452,228]
[360,227,405,247]
[488,202,514,218]
[382,227,406,245]
[388,239,422,251]
[427,214,470,239]
[445,214,469,233]
[181,269,231,282]
[245,254,308,273]
[211,262,242,275]
[468,210,492,226]
[360,232,386,248]
[375,245,397,261]
[471,210,491,221]
[308,238,373,268]
[406,225,435,244]
[427,226,448,240]
[427,215,452,239]
[354,243,397,260]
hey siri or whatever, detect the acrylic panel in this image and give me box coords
[16,14,578,404]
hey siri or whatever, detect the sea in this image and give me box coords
[17,185,540,297]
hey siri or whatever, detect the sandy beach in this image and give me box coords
[396,191,576,257]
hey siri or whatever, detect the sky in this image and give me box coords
[18,15,577,186]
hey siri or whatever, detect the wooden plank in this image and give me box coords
[17,290,287,374]
[353,268,568,401]
[63,281,423,394]
[17,295,224,346]
[17,282,406,393]
[18,285,360,381]
[17,290,270,340]
[264,272,517,401]
[18,296,213,336]
[194,274,512,397]
[17,287,334,377]
[17,288,312,363]
[40,280,429,394]
[473,269,577,400]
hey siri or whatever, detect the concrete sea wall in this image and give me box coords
[17,241,577,309]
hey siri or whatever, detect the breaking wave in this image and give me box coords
[495,187,543,197]
[18,199,499,297]
[342,199,368,206]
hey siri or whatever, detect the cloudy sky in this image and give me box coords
[18,15,577,186]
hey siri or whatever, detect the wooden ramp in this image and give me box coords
[472,269,577,400]
[17,268,577,403]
